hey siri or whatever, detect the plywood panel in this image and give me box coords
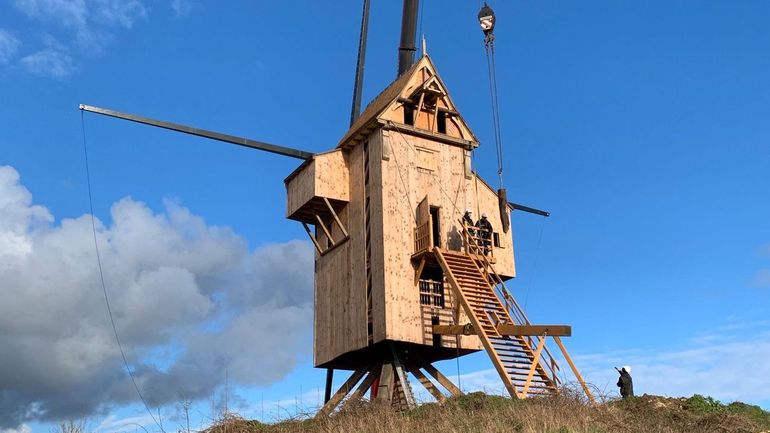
[286,162,315,218]
[286,151,349,220]
[315,151,349,202]
[313,150,367,368]
[378,131,422,345]
[364,131,387,345]
[347,144,368,352]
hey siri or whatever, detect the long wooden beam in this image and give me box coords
[407,363,446,403]
[411,353,462,397]
[323,197,349,238]
[316,365,370,417]
[432,324,571,337]
[521,336,546,396]
[346,363,382,404]
[553,336,596,404]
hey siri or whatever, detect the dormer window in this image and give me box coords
[403,103,415,126]
[437,110,447,134]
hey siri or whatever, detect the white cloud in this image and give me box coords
[91,0,147,28]
[0,424,31,433]
[0,165,314,428]
[14,0,88,28]
[10,0,148,77]
[13,0,146,29]
[0,30,21,64]
[19,45,75,78]
[171,0,196,18]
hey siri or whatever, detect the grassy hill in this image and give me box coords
[205,392,770,433]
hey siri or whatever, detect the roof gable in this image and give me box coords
[337,55,479,149]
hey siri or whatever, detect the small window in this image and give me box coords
[403,104,415,126]
[437,111,447,134]
[493,232,501,248]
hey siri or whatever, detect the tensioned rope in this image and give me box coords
[485,41,505,188]
[80,112,165,432]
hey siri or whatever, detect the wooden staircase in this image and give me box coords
[435,248,559,398]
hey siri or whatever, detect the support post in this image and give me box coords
[314,213,336,247]
[522,334,546,396]
[323,197,349,238]
[390,345,416,409]
[407,363,446,402]
[412,353,462,397]
[302,222,323,254]
[324,368,333,403]
[375,363,395,404]
[553,336,596,404]
[316,365,370,417]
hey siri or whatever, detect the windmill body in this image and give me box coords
[287,55,512,370]
[79,12,594,414]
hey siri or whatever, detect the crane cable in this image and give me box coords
[80,112,165,433]
[482,10,504,188]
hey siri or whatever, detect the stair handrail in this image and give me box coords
[459,220,562,382]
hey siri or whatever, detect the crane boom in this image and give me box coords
[509,202,550,217]
[79,104,314,160]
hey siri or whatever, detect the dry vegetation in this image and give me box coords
[203,391,770,433]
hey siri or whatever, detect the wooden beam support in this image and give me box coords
[432,324,474,335]
[432,324,571,337]
[301,222,323,254]
[390,345,415,409]
[553,336,596,404]
[497,325,571,337]
[316,365,370,417]
[346,363,382,404]
[324,368,334,403]
[314,213,336,247]
[414,256,426,287]
[374,363,395,404]
[407,363,446,403]
[521,335,546,396]
[323,197,349,238]
[412,353,462,397]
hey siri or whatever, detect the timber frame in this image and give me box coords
[316,342,462,417]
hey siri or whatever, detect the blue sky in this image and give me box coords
[1,1,769,432]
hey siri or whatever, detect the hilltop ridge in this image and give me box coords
[204,392,770,433]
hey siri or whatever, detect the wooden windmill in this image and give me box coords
[80,1,593,415]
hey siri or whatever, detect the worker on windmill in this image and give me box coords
[476,213,493,255]
[463,209,476,236]
[615,366,634,399]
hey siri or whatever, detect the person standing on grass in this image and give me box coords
[616,365,634,398]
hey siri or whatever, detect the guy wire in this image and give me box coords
[80,111,165,432]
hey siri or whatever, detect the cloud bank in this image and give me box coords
[455,321,770,407]
[0,165,313,428]
[9,0,149,77]
[0,30,21,64]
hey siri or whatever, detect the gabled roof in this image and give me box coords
[337,55,479,150]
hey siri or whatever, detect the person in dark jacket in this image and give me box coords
[463,209,476,233]
[476,213,493,255]
[616,366,634,398]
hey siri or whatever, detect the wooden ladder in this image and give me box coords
[435,248,558,398]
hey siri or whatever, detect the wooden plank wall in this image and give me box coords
[286,151,349,219]
[315,150,349,202]
[376,128,512,348]
[313,148,368,367]
[285,160,315,218]
[368,131,388,344]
